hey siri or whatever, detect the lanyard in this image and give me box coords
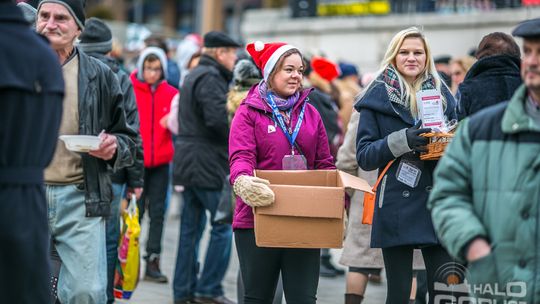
[266,93,306,154]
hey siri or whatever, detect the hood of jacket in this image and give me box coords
[464,55,520,80]
[136,46,168,81]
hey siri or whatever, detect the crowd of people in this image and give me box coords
[2,0,540,303]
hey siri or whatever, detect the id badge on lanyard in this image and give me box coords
[282,152,307,170]
[266,93,308,170]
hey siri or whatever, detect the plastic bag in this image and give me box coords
[113,194,141,300]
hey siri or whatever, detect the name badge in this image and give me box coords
[396,161,421,188]
[282,154,307,170]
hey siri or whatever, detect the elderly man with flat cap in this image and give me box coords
[429,17,540,303]
[35,0,137,303]
[172,31,239,304]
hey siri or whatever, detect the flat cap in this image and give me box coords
[512,17,540,38]
[203,31,240,48]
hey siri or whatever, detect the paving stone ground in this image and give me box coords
[119,192,387,304]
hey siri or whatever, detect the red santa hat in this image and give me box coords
[246,41,298,81]
[310,56,341,82]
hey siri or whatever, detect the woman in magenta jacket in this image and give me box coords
[229,41,334,303]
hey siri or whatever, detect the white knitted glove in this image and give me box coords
[233,175,275,207]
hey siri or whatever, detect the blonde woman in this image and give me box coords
[355,27,457,303]
[450,55,476,94]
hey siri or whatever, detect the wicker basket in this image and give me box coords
[419,132,455,160]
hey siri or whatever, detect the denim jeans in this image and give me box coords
[46,184,107,304]
[173,187,233,300]
[106,183,125,303]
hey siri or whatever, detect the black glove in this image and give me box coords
[406,120,431,153]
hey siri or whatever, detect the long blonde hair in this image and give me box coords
[365,27,447,118]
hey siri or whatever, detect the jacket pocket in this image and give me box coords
[467,252,499,297]
[378,175,387,208]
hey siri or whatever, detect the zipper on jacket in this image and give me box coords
[151,91,155,167]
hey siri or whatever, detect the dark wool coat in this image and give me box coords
[355,81,456,248]
[0,4,63,197]
[457,55,522,120]
[173,55,232,189]
[0,4,64,303]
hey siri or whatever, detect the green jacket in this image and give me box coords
[429,85,540,302]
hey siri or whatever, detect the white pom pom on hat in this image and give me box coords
[254,41,265,52]
[246,41,297,81]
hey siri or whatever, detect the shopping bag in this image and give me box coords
[362,160,394,225]
[113,194,141,300]
[213,175,234,224]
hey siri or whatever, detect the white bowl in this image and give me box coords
[59,135,102,152]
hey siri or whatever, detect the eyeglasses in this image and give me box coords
[144,67,162,73]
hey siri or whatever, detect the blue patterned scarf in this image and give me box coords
[258,80,300,111]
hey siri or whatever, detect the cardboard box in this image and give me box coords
[254,170,372,249]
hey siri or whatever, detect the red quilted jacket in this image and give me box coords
[130,71,178,167]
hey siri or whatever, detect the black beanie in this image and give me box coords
[38,0,85,30]
[78,17,112,54]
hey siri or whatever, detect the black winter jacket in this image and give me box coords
[173,55,232,189]
[86,52,144,189]
[75,49,138,216]
[457,55,522,120]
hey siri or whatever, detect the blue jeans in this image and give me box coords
[106,183,125,303]
[46,184,107,304]
[173,187,233,300]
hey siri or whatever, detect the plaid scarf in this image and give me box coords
[380,65,436,108]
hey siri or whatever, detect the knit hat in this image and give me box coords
[310,56,340,82]
[17,2,37,26]
[38,0,85,30]
[246,41,298,81]
[233,59,262,87]
[338,62,359,79]
[78,17,112,54]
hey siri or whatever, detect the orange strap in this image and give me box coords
[372,160,395,192]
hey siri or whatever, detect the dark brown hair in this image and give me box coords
[143,54,161,65]
[475,32,521,59]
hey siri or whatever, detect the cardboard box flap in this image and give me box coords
[255,170,337,186]
[338,170,373,193]
[255,185,343,219]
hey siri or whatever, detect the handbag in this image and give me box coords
[362,160,394,225]
[213,175,234,224]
